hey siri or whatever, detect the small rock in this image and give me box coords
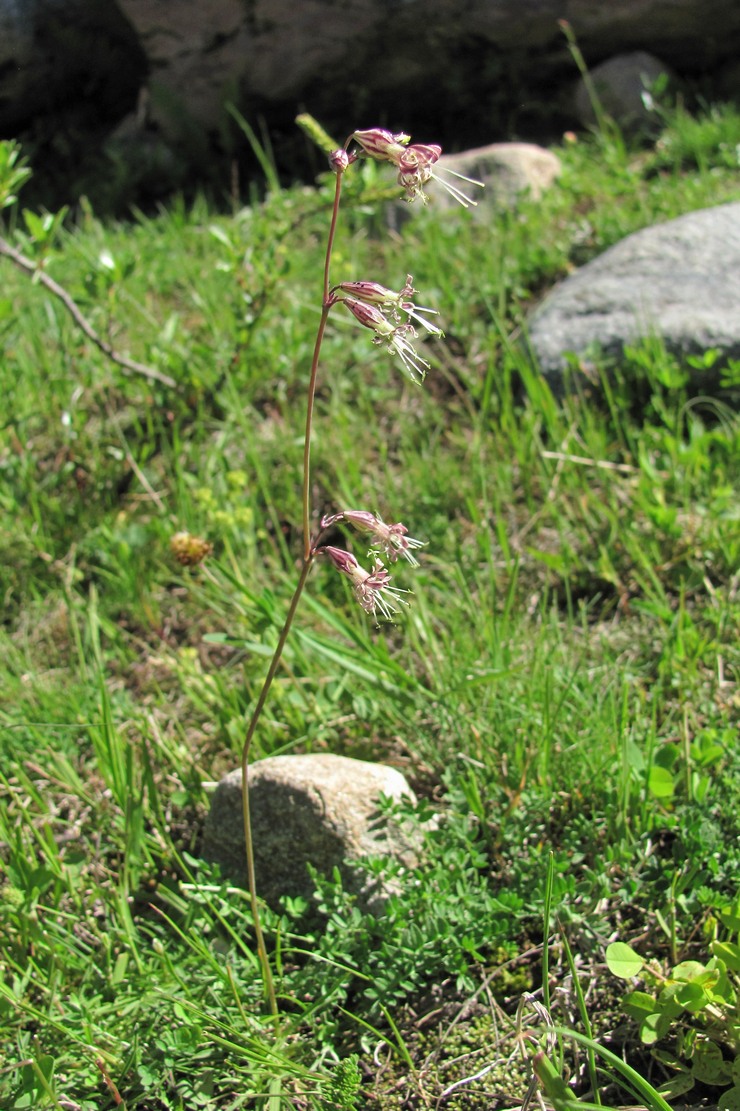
[202,753,421,912]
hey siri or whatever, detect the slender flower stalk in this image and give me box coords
[236,118,476,1017]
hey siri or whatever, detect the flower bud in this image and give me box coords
[336,280,396,305]
[322,545,361,576]
[328,149,350,173]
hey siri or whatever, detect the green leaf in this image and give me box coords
[672,960,707,981]
[532,1050,573,1102]
[674,980,710,1012]
[640,1011,671,1044]
[647,764,675,799]
[719,897,740,933]
[22,208,46,241]
[622,989,658,1021]
[606,941,644,978]
[654,742,680,769]
[691,1039,731,1085]
[657,1071,695,1099]
[712,940,740,973]
[718,1085,740,1111]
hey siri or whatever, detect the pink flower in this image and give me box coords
[352,128,483,208]
[340,296,432,382]
[321,510,425,566]
[320,546,410,621]
[334,276,443,336]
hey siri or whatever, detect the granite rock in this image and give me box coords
[202,753,421,912]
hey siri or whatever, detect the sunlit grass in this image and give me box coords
[1,104,739,1108]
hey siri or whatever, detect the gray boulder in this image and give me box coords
[202,753,421,912]
[574,52,676,131]
[528,203,740,391]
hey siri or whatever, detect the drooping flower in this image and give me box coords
[319,546,410,621]
[334,276,443,336]
[352,128,483,208]
[321,510,425,566]
[340,296,431,382]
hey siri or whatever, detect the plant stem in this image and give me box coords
[302,305,331,560]
[302,170,344,558]
[240,165,345,1016]
[240,555,313,1018]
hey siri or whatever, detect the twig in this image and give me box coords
[0,234,176,388]
[540,450,638,474]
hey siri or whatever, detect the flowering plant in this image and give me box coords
[237,121,482,1013]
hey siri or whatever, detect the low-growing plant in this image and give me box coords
[607,895,740,1108]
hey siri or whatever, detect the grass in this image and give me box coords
[1,100,739,1109]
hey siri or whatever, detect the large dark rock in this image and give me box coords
[112,0,740,156]
[528,203,740,391]
[3,0,740,206]
[573,52,678,132]
[0,0,145,134]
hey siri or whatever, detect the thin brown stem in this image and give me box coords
[302,306,330,559]
[323,171,344,303]
[302,171,344,558]
[240,555,314,1018]
[0,235,176,388]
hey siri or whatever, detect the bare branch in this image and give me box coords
[0,234,176,388]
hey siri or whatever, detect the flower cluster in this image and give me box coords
[317,510,425,621]
[308,124,483,620]
[333,275,442,383]
[335,276,442,335]
[349,128,484,208]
